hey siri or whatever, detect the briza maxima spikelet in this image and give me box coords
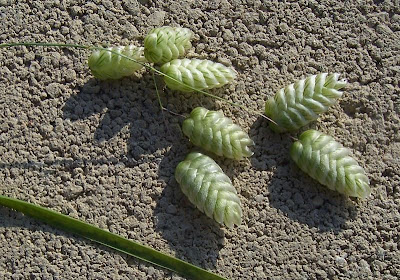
[175,152,242,228]
[88,45,147,80]
[160,58,236,92]
[265,73,347,133]
[290,129,371,198]
[144,26,193,64]
[182,107,254,160]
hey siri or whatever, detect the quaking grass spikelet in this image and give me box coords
[88,45,147,80]
[144,26,193,65]
[160,58,236,92]
[175,152,242,228]
[182,107,254,160]
[290,129,371,198]
[265,73,347,133]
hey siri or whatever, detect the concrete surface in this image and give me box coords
[0,0,399,279]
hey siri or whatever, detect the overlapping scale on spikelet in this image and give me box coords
[144,26,193,65]
[175,152,242,228]
[160,58,236,92]
[88,45,147,80]
[265,73,347,132]
[182,107,254,160]
[290,129,371,198]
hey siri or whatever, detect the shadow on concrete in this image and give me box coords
[0,206,177,277]
[153,131,225,270]
[62,75,169,160]
[266,170,359,233]
[0,156,140,175]
[249,116,358,233]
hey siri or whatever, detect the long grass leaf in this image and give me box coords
[0,195,228,280]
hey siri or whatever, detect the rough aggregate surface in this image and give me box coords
[0,0,399,279]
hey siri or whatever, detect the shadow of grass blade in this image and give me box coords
[0,195,228,280]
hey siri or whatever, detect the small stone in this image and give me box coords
[222,29,234,41]
[217,238,225,246]
[82,83,100,94]
[347,38,359,48]
[74,105,83,115]
[312,196,324,207]
[359,259,371,272]
[287,63,295,72]
[69,6,82,17]
[166,205,177,214]
[217,57,232,66]
[60,26,69,35]
[277,23,289,34]
[41,124,54,134]
[147,11,166,26]
[372,260,386,271]
[255,194,264,203]
[196,43,205,53]
[293,193,304,205]
[44,153,55,164]
[376,24,392,34]
[335,256,347,266]
[65,185,83,199]
[348,255,357,263]
[147,267,156,276]
[376,247,385,260]
[316,270,327,278]
[238,42,254,56]
[40,146,50,155]
[46,83,62,98]
[64,69,76,82]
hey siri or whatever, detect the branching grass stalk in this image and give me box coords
[152,70,173,138]
[0,42,276,124]
[0,41,279,277]
[152,71,186,118]
[152,71,165,112]
[0,42,234,279]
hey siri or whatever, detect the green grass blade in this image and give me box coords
[0,195,228,280]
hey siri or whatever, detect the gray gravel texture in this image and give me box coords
[0,0,399,279]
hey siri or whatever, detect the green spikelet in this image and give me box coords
[290,129,371,198]
[265,73,347,133]
[144,26,193,65]
[88,45,147,80]
[175,152,242,228]
[160,58,236,92]
[182,107,254,160]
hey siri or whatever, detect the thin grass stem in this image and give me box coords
[0,42,276,124]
